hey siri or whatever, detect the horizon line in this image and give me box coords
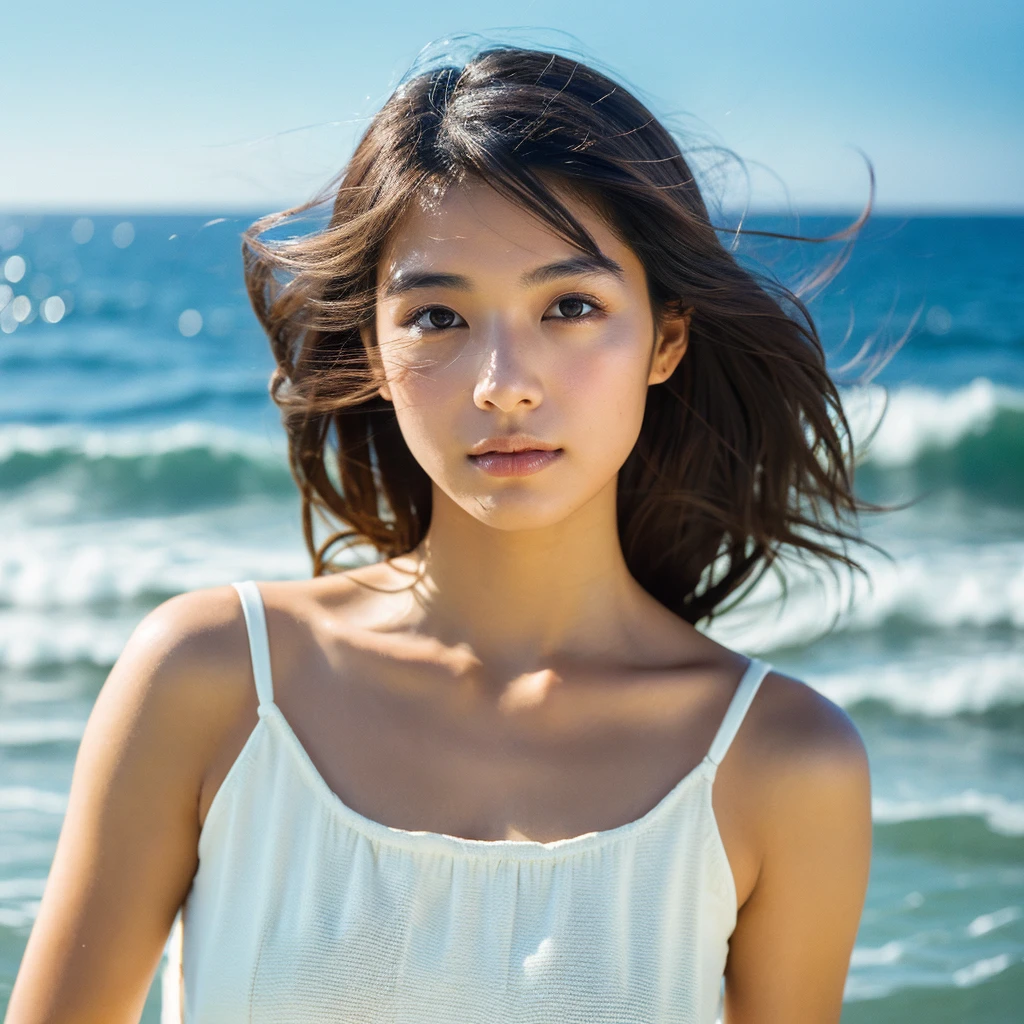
[3,203,1023,220]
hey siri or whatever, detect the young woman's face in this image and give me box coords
[366,177,688,532]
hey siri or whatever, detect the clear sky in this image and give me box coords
[4,0,1021,213]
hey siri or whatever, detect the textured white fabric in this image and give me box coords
[160,580,770,1023]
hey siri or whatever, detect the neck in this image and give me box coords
[399,478,655,679]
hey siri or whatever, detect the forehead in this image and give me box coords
[378,176,638,279]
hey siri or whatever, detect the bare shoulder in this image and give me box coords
[117,583,255,718]
[720,667,874,1021]
[5,585,256,1019]
[745,667,871,783]
[132,582,248,657]
[90,583,268,820]
[734,667,872,844]
[96,584,262,809]
[726,665,873,883]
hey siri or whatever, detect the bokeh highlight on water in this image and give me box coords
[1,211,1022,1021]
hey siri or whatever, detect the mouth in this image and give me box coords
[467,438,564,478]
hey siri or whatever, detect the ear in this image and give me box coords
[647,306,692,386]
[359,322,393,403]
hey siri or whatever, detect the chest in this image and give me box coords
[283,671,713,842]
[199,659,762,906]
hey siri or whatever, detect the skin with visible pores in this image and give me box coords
[7,178,873,1024]
[369,176,673,535]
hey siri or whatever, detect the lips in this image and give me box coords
[467,441,563,478]
[468,434,561,457]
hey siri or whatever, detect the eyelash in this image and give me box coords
[399,292,607,333]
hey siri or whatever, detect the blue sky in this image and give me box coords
[4,0,1021,212]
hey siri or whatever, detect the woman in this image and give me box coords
[8,45,876,1023]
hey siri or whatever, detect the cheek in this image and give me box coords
[382,349,462,465]
[557,343,650,455]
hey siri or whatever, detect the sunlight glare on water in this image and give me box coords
[112,221,135,248]
[177,308,203,337]
[3,254,26,283]
[71,217,94,244]
[41,295,66,323]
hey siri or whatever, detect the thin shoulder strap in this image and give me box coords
[706,657,771,766]
[231,580,275,709]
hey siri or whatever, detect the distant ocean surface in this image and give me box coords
[0,211,1021,1021]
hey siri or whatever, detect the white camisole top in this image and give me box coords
[161,580,771,1024]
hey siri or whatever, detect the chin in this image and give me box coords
[451,488,583,532]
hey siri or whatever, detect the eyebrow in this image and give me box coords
[380,252,626,299]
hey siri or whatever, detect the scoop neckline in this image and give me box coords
[259,701,718,861]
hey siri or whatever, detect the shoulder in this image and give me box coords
[119,583,252,700]
[69,584,253,795]
[95,585,258,789]
[738,666,873,856]
[130,570,384,698]
[716,667,876,1011]
[123,576,344,692]
[720,669,874,1017]
[747,668,870,779]
[4,585,259,1015]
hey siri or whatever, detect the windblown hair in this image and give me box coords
[242,44,897,627]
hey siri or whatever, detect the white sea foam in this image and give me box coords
[810,652,1024,715]
[0,877,47,899]
[0,679,87,703]
[0,719,86,746]
[0,608,137,671]
[842,975,898,1001]
[0,419,286,463]
[844,952,1019,1003]
[706,536,1024,653]
[0,903,40,929]
[0,787,69,813]
[873,791,1024,836]
[0,511,313,613]
[952,953,1014,988]
[966,906,1022,937]
[850,940,905,966]
[840,376,1024,467]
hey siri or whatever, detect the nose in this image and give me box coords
[471,327,544,413]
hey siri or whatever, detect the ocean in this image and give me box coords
[0,210,1021,1021]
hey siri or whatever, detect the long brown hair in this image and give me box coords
[242,44,901,628]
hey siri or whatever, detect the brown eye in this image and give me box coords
[408,306,465,332]
[427,309,456,329]
[545,295,599,320]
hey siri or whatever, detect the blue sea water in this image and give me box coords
[0,210,1022,1021]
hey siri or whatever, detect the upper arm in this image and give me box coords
[722,678,873,1024]
[6,586,246,1024]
